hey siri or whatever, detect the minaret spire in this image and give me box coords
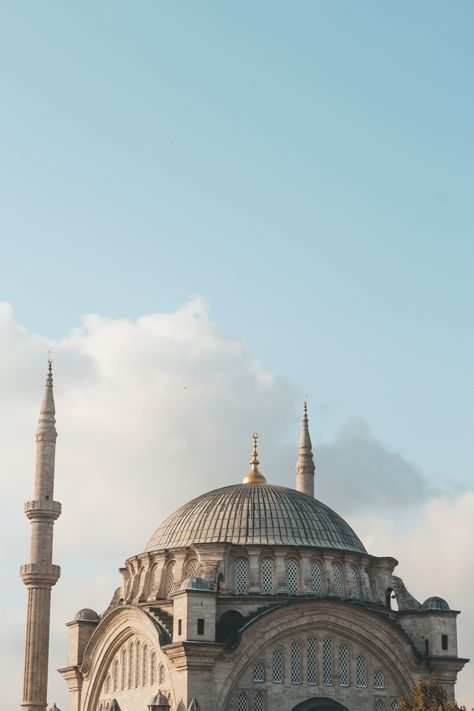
[295,401,315,497]
[21,361,61,711]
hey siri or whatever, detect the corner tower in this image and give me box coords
[295,401,315,497]
[20,361,61,711]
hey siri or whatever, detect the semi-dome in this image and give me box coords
[144,483,366,553]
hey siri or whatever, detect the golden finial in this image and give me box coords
[243,432,267,484]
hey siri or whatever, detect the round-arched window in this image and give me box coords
[234,558,249,595]
[260,559,274,594]
[287,559,300,595]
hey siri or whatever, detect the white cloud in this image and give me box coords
[1,300,472,708]
[353,492,474,707]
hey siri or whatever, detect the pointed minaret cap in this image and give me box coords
[295,401,315,497]
[187,700,201,711]
[243,433,267,484]
[37,360,56,436]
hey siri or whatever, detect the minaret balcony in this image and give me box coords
[20,562,61,587]
[25,499,62,521]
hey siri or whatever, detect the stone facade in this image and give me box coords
[59,534,467,710]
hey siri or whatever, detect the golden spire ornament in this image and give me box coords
[243,432,267,484]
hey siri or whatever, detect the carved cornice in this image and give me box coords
[164,641,224,671]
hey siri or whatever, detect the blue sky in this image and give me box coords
[1,3,474,706]
[1,2,473,481]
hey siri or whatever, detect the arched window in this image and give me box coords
[159,663,165,685]
[112,658,119,691]
[254,662,265,683]
[374,670,385,689]
[105,674,111,694]
[142,645,148,685]
[99,705,103,711]
[234,558,249,595]
[351,566,361,598]
[186,558,199,578]
[260,559,273,595]
[332,563,343,597]
[339,644,349,686]
[323,638,333,686]
[238,691,249,711]
[150,651,157,685]
[128,642,134,689]
[166,563,176,598]
[307,637,318,685]
[135,640,141,687]
[390,701,399,711]
[290,640,302,684]
[287,559,300,595]
[254,692,265,711]
[356,655,367,687]
[375,701,385,711]
[272,648,284,683]
[121,647,126,690]
[311,561,322,596]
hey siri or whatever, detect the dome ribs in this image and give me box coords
[143,484,366,553]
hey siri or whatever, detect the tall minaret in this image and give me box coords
[20,361,61,711]
[295,401,315,497]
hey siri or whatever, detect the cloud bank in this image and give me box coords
[0,299,471,708]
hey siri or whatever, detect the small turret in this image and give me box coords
[295,401,315,497]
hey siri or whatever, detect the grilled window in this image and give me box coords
[375,701,385,711]
[339,644,349,686]
[167,564,175,598]
[332,563,343,597]
[307,637,318,685]
[254,662,265,683]
[356,655,367,687]
[260,559,274,594]
[374,670,384,689]
[351,565,361,597]
[237,691,249,711]
[311,561,322,596]
[254,692,265,711]
[287,559,300,595]
[234,558,249,595]
[390,701,399,711]
[323,638,333,686]
[291,641,302,684]
[272,649,284,683]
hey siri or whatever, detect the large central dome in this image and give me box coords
[144,483,366,553]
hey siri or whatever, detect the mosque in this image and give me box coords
[21,365,467,711]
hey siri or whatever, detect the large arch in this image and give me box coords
[79,605,173,711]
[215,598,422,708]
[292,700,350,711]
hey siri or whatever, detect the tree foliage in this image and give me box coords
[398,677,467,711]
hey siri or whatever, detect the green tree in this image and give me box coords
[398,677,467,711]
